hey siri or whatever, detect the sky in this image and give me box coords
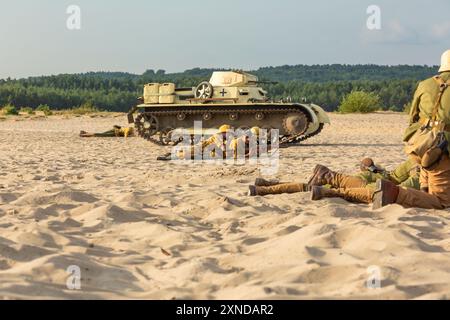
[0,0,449,79]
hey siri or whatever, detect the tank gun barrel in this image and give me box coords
[248,80,278,85]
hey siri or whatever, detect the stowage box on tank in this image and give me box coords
[127,70,330,145]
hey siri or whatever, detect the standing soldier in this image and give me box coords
[371,50,450,209]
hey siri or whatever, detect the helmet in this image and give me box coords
[439,50,450,73]
[219,124,231,133]
[250,126,260,136]
[360,158,375,171]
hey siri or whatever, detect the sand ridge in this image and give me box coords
[0,113,449,299]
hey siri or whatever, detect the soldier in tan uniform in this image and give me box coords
[80,125,134,138]
[370,50,450,209]
[229,127,260,159]
[308,159,419,204]
[248,158,419,200]
[157,124,232,160]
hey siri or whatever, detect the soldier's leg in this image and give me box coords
[308,165,368,188]
[399,176,420,190]
[311,186,372,204]
[395,187,444,209]
[93,129,116,137]
[425,154,450,207]
[332,173,368,189]
[372,179,444,210]
[254,178,285,187]
[249,183,310,196]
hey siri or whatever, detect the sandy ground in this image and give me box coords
[0,112,449,300]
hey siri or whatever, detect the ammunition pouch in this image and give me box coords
[420,132,447,169]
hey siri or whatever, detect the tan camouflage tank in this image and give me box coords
[127,70,330,145]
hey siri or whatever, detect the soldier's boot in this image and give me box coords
[157,152,172,161]
[310,187,342,201]
[307,165,336,187]
[372,179,399,209]
[248,183,310,196]
[254,178,282,187]
[307,165,366,189]
[311,186,372,204]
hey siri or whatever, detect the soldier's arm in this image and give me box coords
[201,135,216,149]
[408,83,423,124]
[419,167,429,192]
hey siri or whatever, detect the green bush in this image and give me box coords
[20,107,35,115]
[2,104,19,115]
[71,102,100,115]
[36,104,53,116]
[338,91,381,113]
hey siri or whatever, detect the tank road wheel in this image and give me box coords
[283,112,309,136]
[229,113,239,121]
[202,112,212,121]
[255,112,265,121]
[177,112,186,121]
[135,113,159,140]
[195,82,214,100]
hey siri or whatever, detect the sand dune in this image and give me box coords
[0,112,449,299]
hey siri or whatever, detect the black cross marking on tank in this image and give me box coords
[220,89,227,97]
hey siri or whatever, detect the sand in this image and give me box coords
[0,112,449,299]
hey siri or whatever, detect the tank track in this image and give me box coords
[134,105,322,146]
[285,123,325,145]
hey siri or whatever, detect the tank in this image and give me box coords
[127,70,330,145]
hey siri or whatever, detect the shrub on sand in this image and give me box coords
[20,107,35,115]
[71,102,100,115]
[36,104,53,116]
[1,104,19,115]
[338,91,381,113]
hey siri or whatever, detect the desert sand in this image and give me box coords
[0,112,449,300]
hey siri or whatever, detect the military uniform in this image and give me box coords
[159,124,232,161]
[177,132,228,160]
[394,71,450,209]
[250,159,419,198]
[80,126,134,138]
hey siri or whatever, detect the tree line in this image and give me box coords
[0,64,439,112]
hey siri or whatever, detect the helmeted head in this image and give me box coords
[113,125,122,130]
[360,158,375,172]
[250,126,260,137]
[439,50,450,73]
[219,124,231,134]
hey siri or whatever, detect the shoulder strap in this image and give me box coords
[431,75,450,121]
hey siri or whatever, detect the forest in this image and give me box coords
[0,64,439,112]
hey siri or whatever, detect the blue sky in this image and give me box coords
[0,0,449,79]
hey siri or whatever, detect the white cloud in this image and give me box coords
[362,19,450,46]
[431,21,450,40]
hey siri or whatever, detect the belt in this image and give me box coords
[418,118,450,132]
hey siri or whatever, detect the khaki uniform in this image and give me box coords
[229,136,259,159]
[395,153,450,209]
[396,72,450,209]
[90,127,134,137]
[256,159,419,198]
[176,133,227,160]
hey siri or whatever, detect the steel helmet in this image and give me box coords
[250,126,260,136]
[219,124,231,133]
[439,50,450,73]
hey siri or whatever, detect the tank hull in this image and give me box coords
[128,102,330,145]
